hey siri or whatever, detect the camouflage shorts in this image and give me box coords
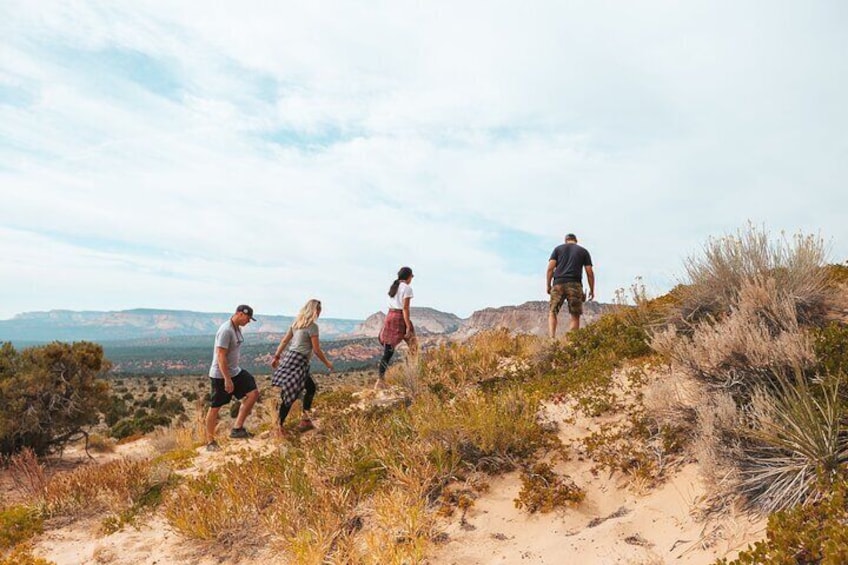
[549,282,585,316]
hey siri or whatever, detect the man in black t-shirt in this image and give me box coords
[546,233,595,338]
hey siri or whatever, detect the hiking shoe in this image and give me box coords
[229,427,253,439]
[297,419,315,433]
[205,440,221,452]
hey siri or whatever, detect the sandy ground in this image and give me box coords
[431,463,763,565]
[431,397,766,565]
[24,383,766,565]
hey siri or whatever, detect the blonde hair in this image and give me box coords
[292,299,321,329]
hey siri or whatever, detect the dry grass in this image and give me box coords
[162,330,566,562]
[677,224,831,326]
[86,433,116,454]
[652,279,815,392]
[8,449,47,499]
[418,329,536,396]
[149,426,198,454]
[38,458,166,519]
[653,226,848,514]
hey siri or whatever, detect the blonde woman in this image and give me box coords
[270,299,334,434]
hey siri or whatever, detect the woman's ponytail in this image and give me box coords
[387,266,413,298]
[388,279,401,298]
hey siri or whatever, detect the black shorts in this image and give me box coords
[209,369,258,408]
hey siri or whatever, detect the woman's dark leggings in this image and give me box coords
[278,375,317,425]
[378,344,396,378]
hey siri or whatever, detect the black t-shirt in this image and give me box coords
[549,243,592,284]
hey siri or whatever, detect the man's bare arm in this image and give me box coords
[546,259,556,294]
[216,347,234,392]
[585,265,595,301]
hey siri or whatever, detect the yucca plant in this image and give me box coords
[739,372,848,513]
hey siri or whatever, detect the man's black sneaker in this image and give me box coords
[206,440,221,452]
[230,427,252,439]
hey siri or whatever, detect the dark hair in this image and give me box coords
[565,233,578,242]
[388,266,414,298]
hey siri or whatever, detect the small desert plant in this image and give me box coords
[149,426,198,454]
[0,543,54,565]
[676,224,831,327]
[825,262,848,285]
[812,322,848,377]
[418,329,535,396]
[737,373,848,513]
[652,280,815,393]
[411,387,559,473]
[582,411,691,486]
[86,433,115,453]
[7,449,47,499]
[514,462,584,513]
[718,475,848,565]
[0,505,43,549]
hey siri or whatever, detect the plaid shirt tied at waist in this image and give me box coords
[271,349,311,406]
[379,309,408,347]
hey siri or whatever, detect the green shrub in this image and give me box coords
[534,311,653,416]
[0,505,43,549]
[514,463,584,513]
[411,387,559,473]
[813,322,848,377]
[582,410,690,485]
[0,543,54,565]
[719,477,848,565]
[109,414,172,439]
[825,263,848,285]
[104,395,130,427]
[0,342,111,456]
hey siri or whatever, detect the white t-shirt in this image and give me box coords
[388,282,414,310]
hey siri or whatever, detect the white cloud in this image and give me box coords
[1,0,846,321]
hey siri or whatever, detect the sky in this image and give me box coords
[1,1,846,321]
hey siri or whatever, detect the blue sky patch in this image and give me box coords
[0,83,35,107]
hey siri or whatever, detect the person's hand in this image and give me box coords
[224,377,234,394]
[546,286,551,295]
[326,362,334,372]
[271,358,280,369]
[587,290,595,302]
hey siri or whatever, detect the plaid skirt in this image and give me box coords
[379,309,408,347]
[271,350,311,406]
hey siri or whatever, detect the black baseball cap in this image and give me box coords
[236,305,256,321]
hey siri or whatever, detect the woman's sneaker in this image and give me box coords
[297,419,315,433]
[230,427,253,439]
[206,440,221,452]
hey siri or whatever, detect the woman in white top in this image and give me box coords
[376,266,418,388]
[270,299,334,434]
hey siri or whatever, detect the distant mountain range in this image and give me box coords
[1,302,614,374]
[0,308,362,343]
[0,302,613,345]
